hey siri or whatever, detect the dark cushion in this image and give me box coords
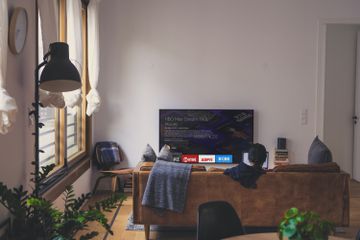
[141,144,157,162]
[158,144,173,161]
[308,136,333,164]
[273,162,340,172]
[93,141,122,169]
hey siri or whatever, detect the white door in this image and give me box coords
[353,32,360,181]
[323,25,359,175]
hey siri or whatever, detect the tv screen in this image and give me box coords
[159,109,254,163]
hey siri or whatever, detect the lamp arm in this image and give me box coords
[42,51,51,62]
[36,60,48,73]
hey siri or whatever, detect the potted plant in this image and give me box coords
[0,164,126,240]
[278,207,335,240]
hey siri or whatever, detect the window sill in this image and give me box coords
[41,157,90,202]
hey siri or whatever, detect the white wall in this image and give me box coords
[324,24,360,175]
[95,0,360,168]
[0,0,36,223]
[52,169,93,210]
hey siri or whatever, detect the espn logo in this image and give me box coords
[199,155,216,163]
[181,154,198,163]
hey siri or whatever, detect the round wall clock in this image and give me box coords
[9,7,28,55]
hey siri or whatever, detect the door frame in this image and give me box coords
[316,19,360,178]
[315,18,360,138]
[353,32,360,181]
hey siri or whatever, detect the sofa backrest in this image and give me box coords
[273,162,340,172]
[133,168,349,227]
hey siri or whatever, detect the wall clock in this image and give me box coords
[9,7,28,55]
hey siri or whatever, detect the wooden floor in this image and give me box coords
[78,180,360,240]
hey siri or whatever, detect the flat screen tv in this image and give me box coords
[159,109,254,164]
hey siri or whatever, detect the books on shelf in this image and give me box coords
[274,159,290,166]
[274,148,289,166]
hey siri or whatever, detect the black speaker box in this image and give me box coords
[277,138,286,150]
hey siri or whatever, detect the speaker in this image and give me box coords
[277,138,286,150]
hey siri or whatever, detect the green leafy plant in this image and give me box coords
[278,207,335,240]
[0,164,59,239]
[0,164,126,240]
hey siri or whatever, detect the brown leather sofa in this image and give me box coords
[132,162,349,240]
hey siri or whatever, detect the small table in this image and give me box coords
[92,168,133,193]
[223,233,349,240]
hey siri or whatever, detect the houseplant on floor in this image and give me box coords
[278,207,335,240]
[0,164,125,240]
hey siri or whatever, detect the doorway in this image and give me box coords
[321,23,360,178]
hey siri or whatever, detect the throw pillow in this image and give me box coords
[141,144,157,162]
[308,136,333,164]
[94,141,122,169]
[158,144,173,161]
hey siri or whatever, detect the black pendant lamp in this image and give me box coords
[39,42,81,92]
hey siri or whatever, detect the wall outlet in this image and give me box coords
[301,109,308,125]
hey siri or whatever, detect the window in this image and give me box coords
[66,111,81,158]
[38,9,59,169]
[37,0,90,192]
[39,108,57,167]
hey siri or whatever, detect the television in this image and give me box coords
[159,109,254,163]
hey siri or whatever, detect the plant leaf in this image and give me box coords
[285,207,299,219]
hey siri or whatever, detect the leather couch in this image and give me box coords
[132,162,349,240]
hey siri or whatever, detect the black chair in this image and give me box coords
[356,229,360,240]
[197,201,245,240]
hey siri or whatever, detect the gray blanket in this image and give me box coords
[141,160,192,213]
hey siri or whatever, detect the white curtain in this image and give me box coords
[86,0,101,116]
[0,1,18,134]
[63,0,83,114]
[38,0,65,108]
[38,0,58,54]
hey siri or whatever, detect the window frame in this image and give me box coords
[37,0,91,200]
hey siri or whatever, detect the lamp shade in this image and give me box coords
[39,42,81,92]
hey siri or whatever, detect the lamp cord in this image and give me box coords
[33,59,48,197]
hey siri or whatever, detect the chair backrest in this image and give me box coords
[93,141,122,170]
[197,201,245,240]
